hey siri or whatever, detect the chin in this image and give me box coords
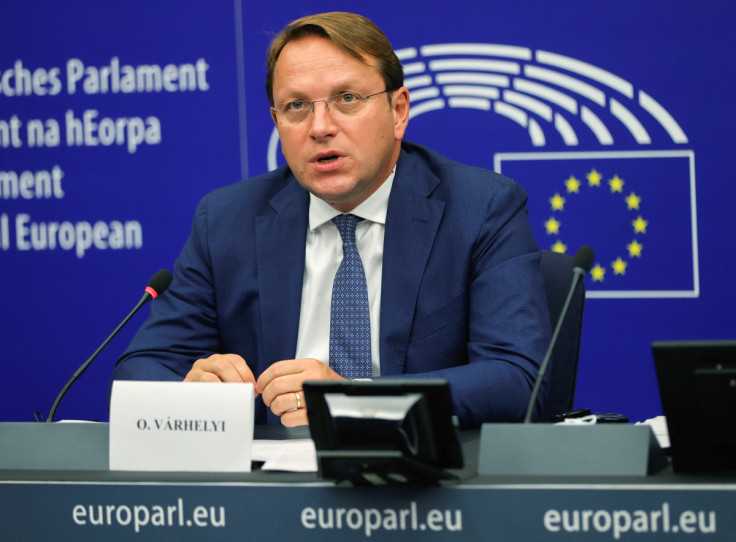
[320,193,352,207]
[312,182,356,201]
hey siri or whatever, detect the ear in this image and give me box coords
[391,87,410,141]
[270,108,279,126]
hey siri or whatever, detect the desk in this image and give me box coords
[2,423,735,541]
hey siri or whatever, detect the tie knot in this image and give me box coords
[332,214,360,245]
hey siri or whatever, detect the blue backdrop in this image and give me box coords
[2,1,734,422]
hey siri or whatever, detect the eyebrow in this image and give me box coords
[273,70,375,102]
[275,85,365,103]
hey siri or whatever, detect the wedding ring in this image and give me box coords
[295,391,302,409]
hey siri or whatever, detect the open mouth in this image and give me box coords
[317,155,340,163]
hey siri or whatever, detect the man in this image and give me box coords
[111,12,551,427]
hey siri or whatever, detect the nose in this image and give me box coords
[308,99,337,139]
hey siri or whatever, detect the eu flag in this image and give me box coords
[496,151,698,298]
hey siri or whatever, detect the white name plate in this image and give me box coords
[109,381,254,472]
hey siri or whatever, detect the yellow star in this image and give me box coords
[587,169,602,187]
[632,215,648,234]
[551,240,567,254]
[609,175,625,193]
[627,239,643,258]
[612,257,628,275]
[625,192,642,210]
[549,193,566,211]
[544,217,561,235]
[565,176,581,194]
[591,263,605,282]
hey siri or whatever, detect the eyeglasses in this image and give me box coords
[271,90,390,125]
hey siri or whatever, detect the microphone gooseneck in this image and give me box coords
[523,246,593,424]
[45,269,173,423]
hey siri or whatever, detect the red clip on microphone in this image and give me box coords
[143,268,174,300]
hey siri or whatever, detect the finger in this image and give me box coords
[228,355,257,385]
[270,390,304,416]
[183,367,223,383]
[185,354,254,384]
[255,359,304,393]
[260,373,303,407]
[256,357,341,395]
[199,355,244,383]
[211,354,255,384]
[280,407,309,427]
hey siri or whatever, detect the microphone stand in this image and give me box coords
[45,268,172,422]
[523,268,586,423]
[45,292,153,423]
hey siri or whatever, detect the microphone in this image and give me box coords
[523,246,594,424]
[45,269,173,422]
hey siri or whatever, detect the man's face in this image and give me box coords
[271,35,409,212]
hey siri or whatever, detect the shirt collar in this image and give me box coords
[308,166,396,232]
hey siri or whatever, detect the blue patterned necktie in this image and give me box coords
[329,214,372,379]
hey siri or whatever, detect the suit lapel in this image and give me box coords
[253,149,444,376]
[255,179,309,369]
[380,150,445,375]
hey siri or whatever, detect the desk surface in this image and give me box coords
[2,423,735,541]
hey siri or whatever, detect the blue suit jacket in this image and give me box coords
[111,142,551,426]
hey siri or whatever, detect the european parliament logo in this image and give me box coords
[264,42,698,299]
[396,43,698,299]
[396,43,687,148]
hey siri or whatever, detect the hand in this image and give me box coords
[184,353,256,388]
[256,358,345,427]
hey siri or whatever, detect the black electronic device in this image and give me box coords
[652,340,736,473]
[303,379,463,485]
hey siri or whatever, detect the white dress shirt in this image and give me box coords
[294,169,395,376]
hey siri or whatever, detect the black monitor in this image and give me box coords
[652,340,736,473]
[303,379,463,485]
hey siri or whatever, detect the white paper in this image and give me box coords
[636,415,670,449]
[324,393,421,420]
[109,381,254,472]
[252,439,318,472]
